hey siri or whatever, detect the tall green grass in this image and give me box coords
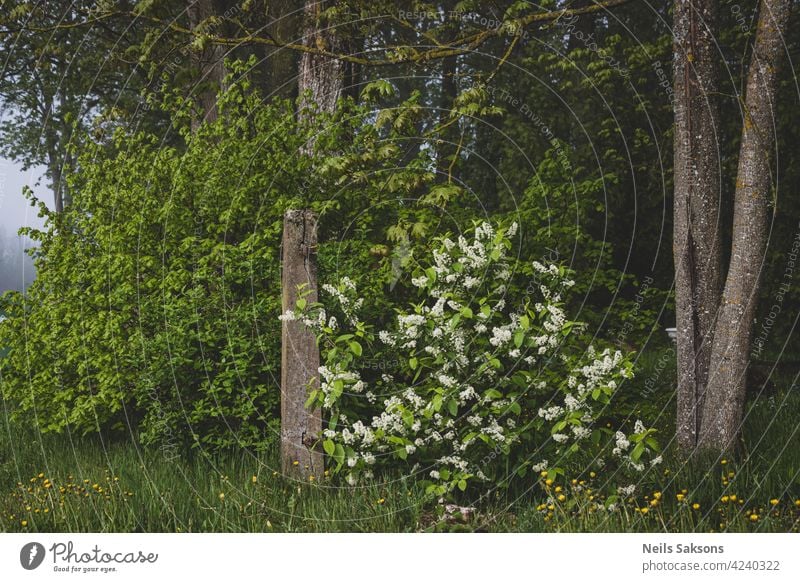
[1,347,798,532]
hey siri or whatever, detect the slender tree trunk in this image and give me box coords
[50,158,64,214]
[699,0,790,452]
[187,0,226,132]
[298,0,344,120]
[436,54,458,179]
[672,0,723,449]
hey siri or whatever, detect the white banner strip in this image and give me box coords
[1,533,797,581]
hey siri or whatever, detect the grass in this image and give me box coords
[1,346,799,533]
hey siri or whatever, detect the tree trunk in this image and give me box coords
[187,0,226,132]
[47,148,64,214]
[699,0,790,452]
[672,0,723,449]
[298,0,344,121]
[436,54,458,179]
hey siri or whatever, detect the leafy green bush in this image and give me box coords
[0,81,315,449]
[287,221,660,496]
[0,67,462,451]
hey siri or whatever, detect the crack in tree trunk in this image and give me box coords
[673,0,723,449]
[698,0,790,453]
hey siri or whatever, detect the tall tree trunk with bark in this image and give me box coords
[672,0,724,449]
[698,0,791,452]
[298,0,344,120]
[187,0,226,132]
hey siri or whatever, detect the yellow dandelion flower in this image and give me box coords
[729,494,737,502]
[38,473,44,479]
[676,493,685,502]
[540,470,548,478]
[218,492,225,501]
[292,461,299,467]
[653,491,662,500]
[554,486,562,493]
[557,494,566,502]
[589,471,597,478]
[649,499,659,507]
[308,475,315,482]
[692,503,700,510]
[750,514,759,522]
[251,475,258,484]
[545,479,553,487]
[640,507,649,515]
[720,459,727,465]
[770,499,779,506]
[21,520,27,527]
[721,496,729,503]
[795,499,800,508]
[377,498,385,505]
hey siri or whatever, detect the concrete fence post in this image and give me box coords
[280,209,323,479]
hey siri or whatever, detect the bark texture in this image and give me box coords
[699,0,790,452]
[187,0,226,132]
[280,210,323,479]
[298,0,344,120]
[672,0,723,449]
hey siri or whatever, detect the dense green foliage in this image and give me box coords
[0,0,798,532]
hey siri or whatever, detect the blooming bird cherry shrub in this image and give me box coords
[281,222,660,496]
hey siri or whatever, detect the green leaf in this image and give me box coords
[331,379,344,400]
[348,341,362,356]
[631,441,645,462]
[425,267,437,284]
[447,400,458,416]
[514,330,524,348]
[457,479,467,491]
[409,357,418,370]
[304,389,318,409]
[333,444,345,466]
[323,439,336,456]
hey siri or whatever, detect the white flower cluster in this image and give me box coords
[284,221,645,492]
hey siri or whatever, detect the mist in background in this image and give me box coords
[0,157,50,293]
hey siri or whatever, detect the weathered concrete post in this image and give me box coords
[280,209,323,479]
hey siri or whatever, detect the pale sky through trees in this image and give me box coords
[0,156,49,236]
